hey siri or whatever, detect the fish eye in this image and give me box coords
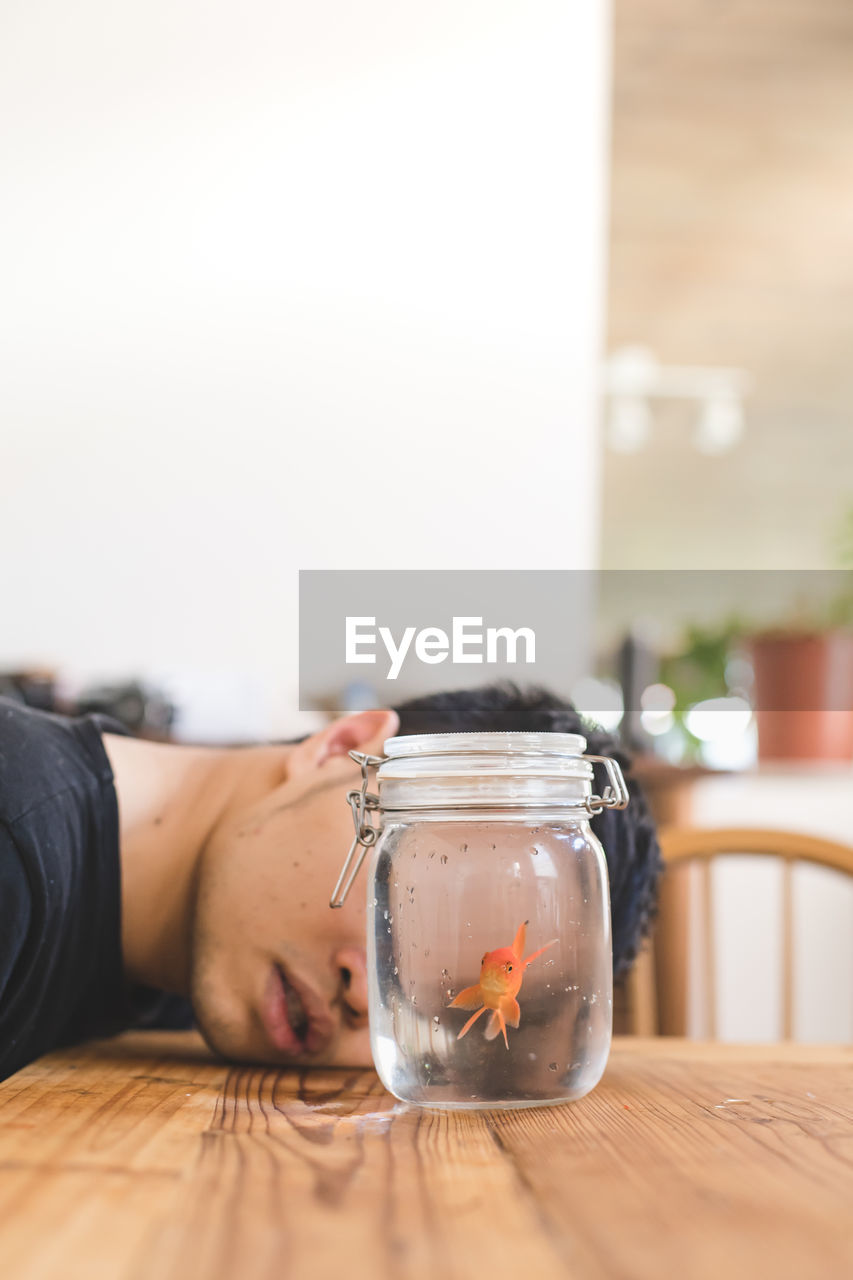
[481,954,487,964]
[507,964,513,972]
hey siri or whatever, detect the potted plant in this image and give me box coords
[746,507,853,762]
[748,626,853,761]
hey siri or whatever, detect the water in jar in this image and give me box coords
[367,816,612,1109]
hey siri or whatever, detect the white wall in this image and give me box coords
[0,2,611,738]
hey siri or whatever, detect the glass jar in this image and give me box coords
[331,731,628,1110]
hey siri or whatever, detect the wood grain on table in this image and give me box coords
[0,1033,850,1280]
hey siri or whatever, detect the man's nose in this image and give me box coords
[335,947,369,1019]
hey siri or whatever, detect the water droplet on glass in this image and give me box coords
[393,966,398,975]
[433,1016,440,1025]
[528,1052,537,1061]
[429,851,436,859]
[383,909,389,920]
[424,948,430,958]
[412,996,417,1005]
[440,854,448,865]
[461,843,468,853]
[549,1062,558,1072]
[441,968,450,979]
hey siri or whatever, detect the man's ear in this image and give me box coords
[287,708,400,778]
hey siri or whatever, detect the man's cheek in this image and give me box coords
[324,1026,373,1069]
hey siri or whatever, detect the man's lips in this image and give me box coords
[262,964,335,1057]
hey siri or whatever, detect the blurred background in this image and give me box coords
[2,2,851,1040]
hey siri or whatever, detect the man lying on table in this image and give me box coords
[0,683,661,1082]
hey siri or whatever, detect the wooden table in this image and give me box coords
[1,1034,851,1280]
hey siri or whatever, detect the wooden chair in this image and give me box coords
[622,827,853,1038]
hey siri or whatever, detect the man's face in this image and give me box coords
[188,709,398,1068]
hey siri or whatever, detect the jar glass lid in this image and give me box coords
[383,730,588,758]
[331,739,629,905]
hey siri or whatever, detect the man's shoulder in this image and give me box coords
[0,821,34,1002]
[0,700,126,1081]
[0,697,114,824]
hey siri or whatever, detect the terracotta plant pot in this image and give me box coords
[749,630,853,761]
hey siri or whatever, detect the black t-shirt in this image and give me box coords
[0,697,192,1082]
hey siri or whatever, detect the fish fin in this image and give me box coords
[485,1009,509,1049]
[512,920,527,960]
[503,996,521,1029]
[523,938,558,968]
[449,984,484,1010]
[457,1006,488,1040]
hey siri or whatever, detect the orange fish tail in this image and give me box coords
[484,1009,509,1049]
[523,938,558,968]
[457,1006,488,1040]
[502,996,521,1029]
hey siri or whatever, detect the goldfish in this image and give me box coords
[448,920,557,1049]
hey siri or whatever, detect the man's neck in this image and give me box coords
[102,734,286,994]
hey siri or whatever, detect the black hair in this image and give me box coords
[392,681,662,981]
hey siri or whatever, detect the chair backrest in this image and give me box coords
[625,826,853,1039]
